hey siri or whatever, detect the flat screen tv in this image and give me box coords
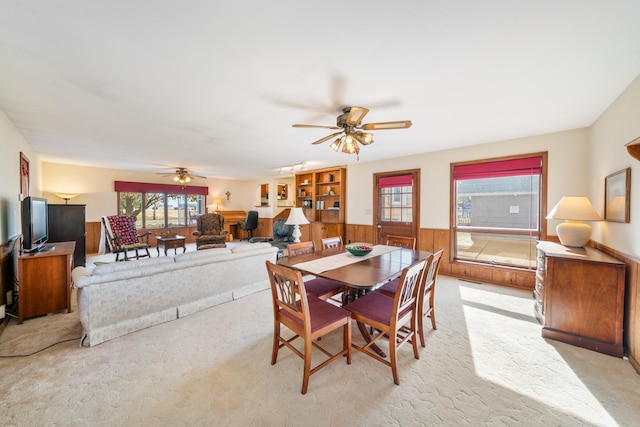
[21,196,49,253]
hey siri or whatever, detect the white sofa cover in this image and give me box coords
[72,243,278,346]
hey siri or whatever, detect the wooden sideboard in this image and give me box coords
[536,241,626,357]
[17,241,75,324]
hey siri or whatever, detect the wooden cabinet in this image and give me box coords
[536,241,626,357]
[295,167,346,248]
[17,241,75,324]
[48,204,86,267]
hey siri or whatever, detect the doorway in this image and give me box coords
[374,169,420,245]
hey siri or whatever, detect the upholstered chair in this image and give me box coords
[249,218,294,257]
[192,213,228,249]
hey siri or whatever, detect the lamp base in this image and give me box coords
[556,221,592,247]
[291,225,302,243]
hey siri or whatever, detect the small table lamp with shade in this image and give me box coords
[285,207,309,243]
[546,196,602,247]
[55,193,78,204]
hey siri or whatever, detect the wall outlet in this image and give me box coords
[6,290,12,306]
[0,304,5,319]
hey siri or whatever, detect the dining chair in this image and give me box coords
[265,261,352,394]
[386,235,416,249]
[286,241,346,303]
[287,241,316,257]
[321,236,343,250]
[378,248,445,347]
[344,259,426,385]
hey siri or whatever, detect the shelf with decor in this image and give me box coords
[295,166,346,248]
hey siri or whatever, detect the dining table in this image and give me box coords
[278,244,433,356]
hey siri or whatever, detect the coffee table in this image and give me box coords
[156,235,186,256]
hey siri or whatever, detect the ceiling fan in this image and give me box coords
[292,106,412,156]
[159,167,206,184]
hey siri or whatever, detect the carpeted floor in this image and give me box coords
[1,265,639,426]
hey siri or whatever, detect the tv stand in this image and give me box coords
[17,241,75,324]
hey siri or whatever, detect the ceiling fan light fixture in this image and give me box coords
[330,138,342,152]
[354,131,374,145]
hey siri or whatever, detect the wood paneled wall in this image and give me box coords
[592,242,640,375]
[346,224,536,291]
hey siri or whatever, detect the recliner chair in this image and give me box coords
[249,218,294,258]
[238,210,259,240]
[192,213,228,249]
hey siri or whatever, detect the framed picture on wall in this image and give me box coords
[20,152,30,200]
[604,167,631,223]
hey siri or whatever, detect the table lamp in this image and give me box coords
[546,196,601,247]
[285,207,309,243]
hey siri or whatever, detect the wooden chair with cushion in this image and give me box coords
[321,236,343,250]
[287,241,316,257]
[265,261,351,394]
[344,259,426,385]
[386,235,416,249]
[286,241,346,303]
[378,248,444,347]
[102,215,152,262]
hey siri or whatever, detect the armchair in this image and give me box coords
[102,215,152,262]
[192,213,228,250]
[249,218,294,257]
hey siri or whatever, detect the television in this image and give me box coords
[21,196,49,253]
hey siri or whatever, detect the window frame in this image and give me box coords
[449,152,548,270]
[114,181,208,229]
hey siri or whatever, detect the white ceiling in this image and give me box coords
[1,1,640,180]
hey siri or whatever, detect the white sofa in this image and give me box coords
[72,243,278,346]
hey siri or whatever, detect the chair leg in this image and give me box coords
[344,322,352,365]
[390,332,399,385]
[418,313,425,348]
[301,335,313,394]
[271,323,280,365]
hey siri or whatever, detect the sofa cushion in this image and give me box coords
[92,256,175,276]
[231,242,274,253]
[173,247,232,263]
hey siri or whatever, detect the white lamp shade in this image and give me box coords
[285,207,310,225]
[547,196,601,247]
[546,196,601,221]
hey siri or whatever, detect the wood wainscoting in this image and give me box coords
[345,224,535,291]
[86,222,197,254]
[592,242,640,375]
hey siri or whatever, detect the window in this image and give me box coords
[379,175,413,222]
[451,153,547,269]
[115,181,208,229]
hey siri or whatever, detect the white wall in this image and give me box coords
[346,128,590,231]
[42,162,252,222]
[590,74,640,257]
[0,109,40,242]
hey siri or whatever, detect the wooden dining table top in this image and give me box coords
[278,245,433,290]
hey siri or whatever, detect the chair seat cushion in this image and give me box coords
[121,243,150,250]
[281,297,350,332]
[377,277,400,295]
[305,278,345,299]
[345,291,407,327]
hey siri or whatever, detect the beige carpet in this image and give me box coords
[1,273,639,426]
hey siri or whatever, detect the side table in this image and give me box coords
[156,235,186,256]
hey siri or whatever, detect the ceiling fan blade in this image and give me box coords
[362,120,412,130]
[292,124,341,130]
[345,107,369,125]
[311,131,344,145]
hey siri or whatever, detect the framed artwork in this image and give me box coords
[20,152,30,199]
[604,167,631,223]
